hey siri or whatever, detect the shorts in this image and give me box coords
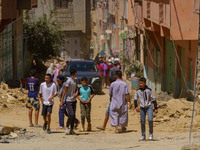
[42,104,53,116]
[105,103,111,115]
[26,97,40,109]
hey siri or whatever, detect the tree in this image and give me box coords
[23,13,65,64]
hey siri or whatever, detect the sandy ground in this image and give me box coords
[0,88,200,150]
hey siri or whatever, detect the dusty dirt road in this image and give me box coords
[0,88,200,150]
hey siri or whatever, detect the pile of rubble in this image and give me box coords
[45,57,66,70]
[0,83,28,111]
[0,126,38,144]
[154,98,200,129]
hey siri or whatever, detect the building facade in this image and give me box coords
[133,0,198,98]
[0,0,37,81]
[29,0,91,60]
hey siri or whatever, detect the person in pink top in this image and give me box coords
[53,64,60,85]
[100,60,108,88]
[97,61,104,77]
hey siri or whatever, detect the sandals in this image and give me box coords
[29,124,34,127]
[96,126,105,131]
[56,126,64,130]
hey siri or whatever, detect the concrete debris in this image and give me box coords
[0,126,22,135]
[156,92,173,102]
[9,132,18,139]
[0,83,28,110]
[0,139,9,144]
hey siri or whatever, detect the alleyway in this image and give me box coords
[0,88,200,150]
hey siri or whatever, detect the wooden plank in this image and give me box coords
[0,126,22,135]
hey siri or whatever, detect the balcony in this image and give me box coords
[143,0,170,29]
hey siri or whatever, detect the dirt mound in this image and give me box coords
[153,99,200,131]
[181,144,200,150]
[156,91,173,102]
[0,82,28,111]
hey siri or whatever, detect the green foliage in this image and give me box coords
[120,54,144,77]
[23,13,65,63]
[125,60,144,77]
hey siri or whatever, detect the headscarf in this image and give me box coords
[46,63,54,75]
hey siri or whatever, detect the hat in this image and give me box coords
[57,75,65,81]
[108,59,112,62]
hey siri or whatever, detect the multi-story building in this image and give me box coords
[133,0,198,98]
[0,0,37,81]
[29,0,91,60]
[93,0,129,58]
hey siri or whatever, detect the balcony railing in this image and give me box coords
[159,3,164,23]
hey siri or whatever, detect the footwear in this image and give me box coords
[87,124,92,131]
[122,127,127,132]
[47,128,51,134]
[56,126,64,130]
[70,130,76,135]
[65,127,70,135]
[74,120,80,130]
[96,126,105,131]
[149,134,153,140]
[29,124,34,127]
[140,136,146,140]
[43,122,47,131]
[79,128,85,132]
[34,124,42,128]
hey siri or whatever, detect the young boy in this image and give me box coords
[134,77,158,140]
[97,76,116,131]
[77,77,95,131]
[26,69,40,127]
[39,74,57,134]
[60,68,78,135]
[56,75,80,129]
[109,71,132,133]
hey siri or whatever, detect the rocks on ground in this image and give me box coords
[0,82,28,111]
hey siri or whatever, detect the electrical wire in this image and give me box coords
[170,34,189,90]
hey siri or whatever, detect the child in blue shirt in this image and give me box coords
[77,77,95,131]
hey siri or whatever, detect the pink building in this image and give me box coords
[133,0,198,98]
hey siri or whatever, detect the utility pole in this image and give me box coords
[189,1,200,144]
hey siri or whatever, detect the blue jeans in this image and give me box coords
[59,105,68,127]
[140,106,153,136]
[59,104,79,127]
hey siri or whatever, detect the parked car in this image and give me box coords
[62,60,102,94]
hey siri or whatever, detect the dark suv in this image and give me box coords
[62,60,102,94]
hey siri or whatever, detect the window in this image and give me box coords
[54,0,72,9]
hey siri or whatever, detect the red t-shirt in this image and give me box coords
[97,64,104,76]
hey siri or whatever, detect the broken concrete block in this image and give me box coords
[0,126,22,135]
[9,132,18,139]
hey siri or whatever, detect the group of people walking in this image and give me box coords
[96,57,121,88]
[26,61,158,140]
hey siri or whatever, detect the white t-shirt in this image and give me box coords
[39,82,57,106]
